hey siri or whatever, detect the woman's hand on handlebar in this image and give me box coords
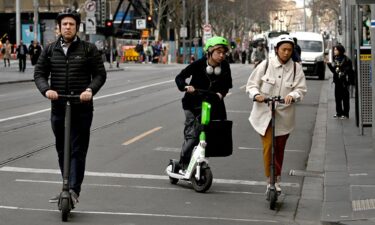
[284,95,294,104]
[253,94,265,102]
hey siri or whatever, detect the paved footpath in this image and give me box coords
[296,78,375,225]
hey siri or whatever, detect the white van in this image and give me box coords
[290,32,326,80]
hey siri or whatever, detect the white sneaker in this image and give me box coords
[275,183,282,193]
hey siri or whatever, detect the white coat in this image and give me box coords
[246,57,307,136]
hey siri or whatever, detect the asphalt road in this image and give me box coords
[0,63,323,225]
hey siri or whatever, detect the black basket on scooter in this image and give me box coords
[205,120,233,157]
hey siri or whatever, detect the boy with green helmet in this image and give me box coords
[175,36,232,171]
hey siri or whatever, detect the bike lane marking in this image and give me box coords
[0,205,278,223]
[0,166,299,188]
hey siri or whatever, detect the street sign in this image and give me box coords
[180,27,188,38]
[203,24,212,44]
[136,19,146,30]
[85,17,96,34]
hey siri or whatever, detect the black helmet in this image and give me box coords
[57,8,81,27]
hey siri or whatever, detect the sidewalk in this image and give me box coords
[0,60,123,85]
[296,78,375,225]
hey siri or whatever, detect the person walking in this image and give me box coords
[292,37,302,63]
[34,8,106,206]
[2,40,12,67]
[175,36,233,171]
[246,34,307,194]
[16,40,28,72]
[326,44,355,119]
[30,40,42,65]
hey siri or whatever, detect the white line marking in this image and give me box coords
[122,126,162,145]
[239,85,246,89]
[0,80,174,123]
[15,179,265,195]
[0,109,50,123]
[1,166,299,188]
[154,147,180,152]
[239,147,305,153]
[227,110,249,113]
[0,205,278,223]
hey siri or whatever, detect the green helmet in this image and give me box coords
[204,36,229,53]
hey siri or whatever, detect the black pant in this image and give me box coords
[51,106,93,196]
[18,55,26,72]
[334,83,350,117]
[179,110,200,169]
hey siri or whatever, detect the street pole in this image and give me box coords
[182,0,186,64]
[303,0,306,31]
[33,0,39,42]
[109,1,113,68]
[205,0,209,25]
[371,5,375,149]
[16,0,20,46]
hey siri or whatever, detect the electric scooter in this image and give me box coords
[57,94,80,222]
[166,89,233,193]
[259,96,290,210]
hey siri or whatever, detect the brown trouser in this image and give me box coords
[260,125,289,178]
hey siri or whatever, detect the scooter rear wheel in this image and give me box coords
[191,165,213,193]
[269,189,277,210]
[60,198,70,221]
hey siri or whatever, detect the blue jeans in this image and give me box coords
[51,106,93,196]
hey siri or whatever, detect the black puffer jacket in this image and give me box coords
[175,56,232,120]
[34,36,106,107]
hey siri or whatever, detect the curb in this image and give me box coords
[294,80,328,225]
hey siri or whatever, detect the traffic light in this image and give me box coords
[146,15,153,28]
[104,19,114,36]
[230,41,236,49]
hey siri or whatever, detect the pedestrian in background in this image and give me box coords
[34,8,106,207]
[292,37,302,63]
[246,34,307,194]
[2,40,12,67]
[16,40,28,72]
[30,40,42,66]
[251,41,268,68]
[326,44,355,119]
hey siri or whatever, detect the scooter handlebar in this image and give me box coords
[253,96,295,104]
[58,94,81,100]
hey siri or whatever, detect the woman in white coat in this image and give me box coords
[246,34,307,193]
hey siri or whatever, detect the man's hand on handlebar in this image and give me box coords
[46,90,58,100]
[46,89,92,102]
[80,90,93,102]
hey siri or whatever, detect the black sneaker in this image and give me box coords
[333,114,341,118]
[49,194,59,203]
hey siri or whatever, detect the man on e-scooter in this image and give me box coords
[175,36,233,173]
[34,8,106,207]
[246,34,307,195]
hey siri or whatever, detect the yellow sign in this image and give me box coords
[124,48,140,61]
[360,54,371,61]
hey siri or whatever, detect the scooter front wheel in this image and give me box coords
[191,165,213,193]
[60,198,70,221]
